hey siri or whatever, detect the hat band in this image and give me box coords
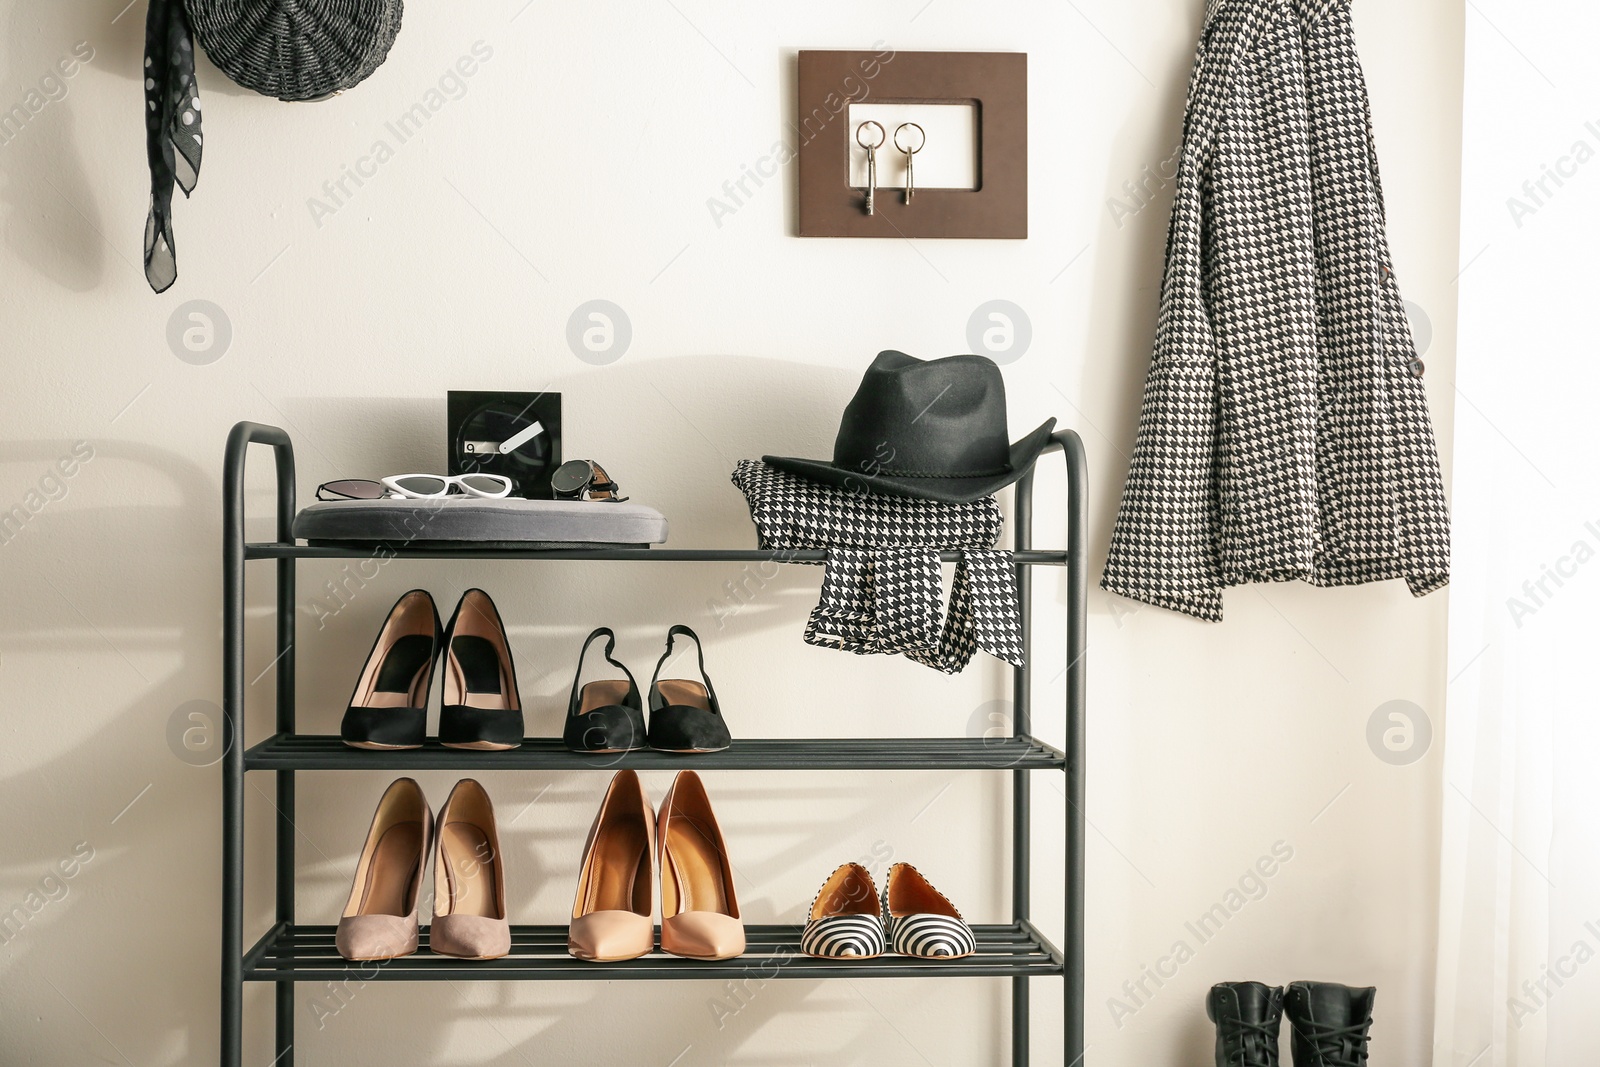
[861,465,1010,479]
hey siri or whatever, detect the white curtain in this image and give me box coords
[1434,3,1600,1064]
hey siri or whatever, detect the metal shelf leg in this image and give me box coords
[1013,468,1035,1065]
[1061,432,1087,1066]
[275,547,296,1063]
[222,449,246,1067]
[222,423,296,1067]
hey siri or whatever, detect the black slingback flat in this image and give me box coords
[563,627,647,754]
[646,626,732,754]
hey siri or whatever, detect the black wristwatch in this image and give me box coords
[551,459,626,501]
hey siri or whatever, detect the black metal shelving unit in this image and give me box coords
[221,420,1087,1066]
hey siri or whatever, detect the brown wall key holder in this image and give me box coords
[797,50,1027,239]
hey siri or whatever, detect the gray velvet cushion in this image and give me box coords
[293,497,668,549]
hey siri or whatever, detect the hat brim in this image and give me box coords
[763,418,1057,504]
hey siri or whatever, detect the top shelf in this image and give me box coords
[244,544,1072,564]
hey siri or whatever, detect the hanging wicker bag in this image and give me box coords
[186,0,404,102]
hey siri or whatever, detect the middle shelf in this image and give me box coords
[243,735,1068,772]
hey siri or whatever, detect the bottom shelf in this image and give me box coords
[244,922,1065,981]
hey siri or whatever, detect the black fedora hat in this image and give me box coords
[764,351,1055,503]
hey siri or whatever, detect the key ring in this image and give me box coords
[893,122,925,204]
[857,121,883,217]
[892,121,925,155]
[856,121,885,216]
[855,120,886,151]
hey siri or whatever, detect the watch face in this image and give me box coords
[550,459,592,497]
[448,392,562,497]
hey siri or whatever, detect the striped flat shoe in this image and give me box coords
[882,863,977,960]
[800,863,886,959]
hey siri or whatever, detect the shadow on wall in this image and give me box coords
[0,434,240,1060]
[0,0,123,290]
[0,0,363,294]
[0,435,216,649]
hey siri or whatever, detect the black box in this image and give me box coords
[446,391,562,499]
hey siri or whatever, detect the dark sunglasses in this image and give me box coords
[316,478,385,501]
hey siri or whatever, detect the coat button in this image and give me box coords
[1408,358,1425,378]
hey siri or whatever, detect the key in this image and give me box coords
[856,121,885,216]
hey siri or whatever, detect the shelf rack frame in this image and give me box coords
[220,420,1087,1066]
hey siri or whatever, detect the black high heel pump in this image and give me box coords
[438,589,524,751]
[340,590,441,750]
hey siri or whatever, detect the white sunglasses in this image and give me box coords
[380,473,514,499]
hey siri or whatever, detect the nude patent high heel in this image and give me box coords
[568,770,655,962]
[657,770,743,960]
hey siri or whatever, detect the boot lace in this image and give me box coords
[1298,1019,1371,1067]
[1221,1016,1281,1067]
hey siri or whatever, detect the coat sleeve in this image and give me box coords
[1101,148,1226,622]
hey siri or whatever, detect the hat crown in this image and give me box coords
[831,352,1012,481]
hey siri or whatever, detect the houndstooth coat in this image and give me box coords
[1101,0,1450,621]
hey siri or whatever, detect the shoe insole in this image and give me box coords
[360,634,434,708]
[441,823,500,918]
[356,822,422,917]
[581,819,648,914]
[663,816,730,917]
[656,680,710,710]
[450,635,509,707]
[812,865,879,919]
[889,874,959,918]
[579,680,634,714]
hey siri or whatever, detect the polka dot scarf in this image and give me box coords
[143,0,203,293]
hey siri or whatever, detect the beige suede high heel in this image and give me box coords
[568,770,656,962]
[336,778,432,961]
[430,779,511,960]
[657,771,744,960]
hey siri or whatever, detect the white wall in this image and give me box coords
[0,2,1461,1064]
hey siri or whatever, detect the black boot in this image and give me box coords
[1207,982,1284,1067]
[1283,982,1375,1067]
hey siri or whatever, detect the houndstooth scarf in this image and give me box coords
[732,460,1023,674]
